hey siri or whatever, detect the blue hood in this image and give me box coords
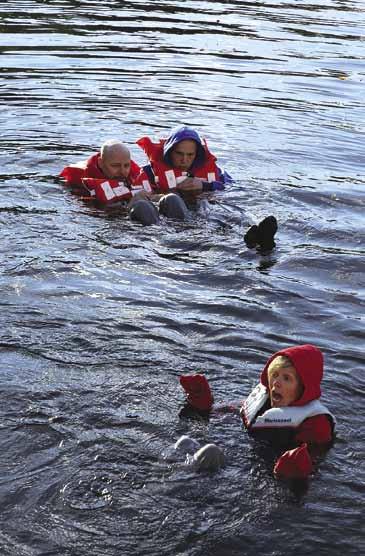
[163,125,206,168]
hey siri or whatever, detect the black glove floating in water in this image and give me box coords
[244,215,278,251]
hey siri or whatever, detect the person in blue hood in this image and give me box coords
[134,125,278,249]
[134,125,230,222]
[137,125,230,193]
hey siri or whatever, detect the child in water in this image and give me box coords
[179,344,336,479]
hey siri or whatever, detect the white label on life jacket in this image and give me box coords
[175,172,188,185]
[165,170,177,189]
[207,172,215,183]
[101,181,116,201]
[142,180,152,192]
[114,184,130,198]
[131,186,143,196]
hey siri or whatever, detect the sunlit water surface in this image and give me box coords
[0,1,364,555]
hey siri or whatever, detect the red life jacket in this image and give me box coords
[136,136,220,192]
[81,177,152,205]
[60,153,151,204]
[61,152,142,186]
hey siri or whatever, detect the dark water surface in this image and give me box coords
[0,1,364,555]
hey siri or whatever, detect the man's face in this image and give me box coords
[170,139,197,171]
[268,364,303,407]
[100,150,131,179]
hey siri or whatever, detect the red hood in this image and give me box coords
[260,344,323,406]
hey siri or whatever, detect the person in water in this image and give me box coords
[137,124,229,196]
[134,124,228,223]
[60,140,160,225]
[60,133,278,245]
[179,344,336,479]
[60,136,212,225]
[137,124,278,248]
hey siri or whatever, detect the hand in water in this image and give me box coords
[180,374,214,411]
[176,177,204,193]
[274,444,312,479]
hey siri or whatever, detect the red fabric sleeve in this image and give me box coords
[274,444,313,479]
[294,415,333,445]
[60,164,87,186]
[179,374,214,411]
[275,416,333,480]
[136,137,164,163]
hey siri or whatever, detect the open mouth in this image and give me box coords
[271,390,282,403]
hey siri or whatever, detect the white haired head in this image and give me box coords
[100,140,130,160]
[98,140,131,179]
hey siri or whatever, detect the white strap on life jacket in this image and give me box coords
[113,183,131,198]
[242,383,269,426]
[100,181,120,201]
[252,400,333,429]
[142,180,152,192]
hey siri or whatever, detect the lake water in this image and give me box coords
[0,1,364,555]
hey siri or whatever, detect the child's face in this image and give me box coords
[267,364,303,407]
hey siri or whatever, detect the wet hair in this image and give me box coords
[268,355,293,372]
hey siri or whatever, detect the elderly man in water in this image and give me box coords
[60,139,162,225]
[61,139,140,186]
[98,140,135,181]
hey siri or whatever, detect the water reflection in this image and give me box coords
[0,0,364,555]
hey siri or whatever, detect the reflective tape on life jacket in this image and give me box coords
[136,136,219,192]
[60,155,142,188]
[82,178,152,205]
